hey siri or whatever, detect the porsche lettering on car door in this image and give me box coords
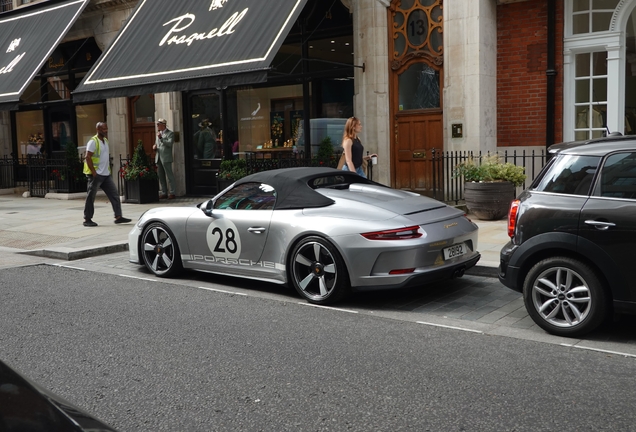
[186,182,276,272]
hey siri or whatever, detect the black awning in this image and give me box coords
[73,0,308,102]
[0,0,89,111]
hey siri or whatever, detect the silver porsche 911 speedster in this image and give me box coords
[129,167,480,305]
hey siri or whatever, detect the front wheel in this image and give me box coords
[141,222,183,277]
[289,236,350,305]
[523,257,608,337]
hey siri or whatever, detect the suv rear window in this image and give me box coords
[533,155,600,195]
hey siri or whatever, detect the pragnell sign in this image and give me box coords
[160,0,247,48]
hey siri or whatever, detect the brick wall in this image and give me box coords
[497,1,564,147]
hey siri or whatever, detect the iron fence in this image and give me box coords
[0,155,15,189]
[2,149,547,203]
[432,148,548,204]
[0,154,88,197]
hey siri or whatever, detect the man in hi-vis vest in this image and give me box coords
[82,122,131,227]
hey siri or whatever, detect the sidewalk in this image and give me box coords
[0,192,506,276]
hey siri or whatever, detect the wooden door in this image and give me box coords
[394,111,442,193]
[389,0,443,194]
[128,95,156,157]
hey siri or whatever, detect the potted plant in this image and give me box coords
[314,136,336,167]
[453,154,526,220]
[121,140,159,204]
[217,158,248,192]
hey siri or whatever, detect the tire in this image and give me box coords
[140,222,183,277]
[289,236,350,305]
[522,257,608,337]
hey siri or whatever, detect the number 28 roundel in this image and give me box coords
[206,219,242,259]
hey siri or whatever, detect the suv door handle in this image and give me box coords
[584,220,616,230]
[248,227,266,234]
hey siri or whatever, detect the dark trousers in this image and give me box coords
[84,174,122,220]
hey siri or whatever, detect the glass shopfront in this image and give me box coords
[183,0,355,196]
[11,38,104,159]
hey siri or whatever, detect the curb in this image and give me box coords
[466,265,499,279]
[21,242,129,261]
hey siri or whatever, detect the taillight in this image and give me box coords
[508,199,520,238]
[361,226,422,240]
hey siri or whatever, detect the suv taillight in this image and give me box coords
[508,200,520,238]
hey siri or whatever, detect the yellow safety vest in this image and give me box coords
[83,135,111,175]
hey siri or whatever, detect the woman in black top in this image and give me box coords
[341,116,376,178]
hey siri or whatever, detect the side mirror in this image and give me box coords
[201,199,214,216]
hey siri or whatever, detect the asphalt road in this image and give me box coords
[1,264,636,432]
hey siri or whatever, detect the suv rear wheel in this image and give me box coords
[523,257,608,337]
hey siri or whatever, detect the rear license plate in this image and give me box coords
[443,243,467,260]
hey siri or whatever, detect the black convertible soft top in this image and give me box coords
[234,167,381,210]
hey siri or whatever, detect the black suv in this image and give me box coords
[499,135,636,337]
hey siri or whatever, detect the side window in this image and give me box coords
[213,182,277,210]
[533,155,600,195]
[595,152,636,199]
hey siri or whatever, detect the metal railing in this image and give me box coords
[432,148,548,204]
[1,149,547,203]
[0,154,87,197]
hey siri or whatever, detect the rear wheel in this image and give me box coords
[290,236,350,305]
[523,257,608,337]
[141,222,182,277]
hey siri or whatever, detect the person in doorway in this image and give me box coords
[341,116,376,178]
[154,118,176,199]
[194,119,216,159]
[82,122,131,227]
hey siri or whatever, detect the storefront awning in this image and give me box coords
[73,0,309,102]
[0,0,89,111]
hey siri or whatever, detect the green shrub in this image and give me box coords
[453,154,526,187]
[120,140,158,181]
[218,158,248,181]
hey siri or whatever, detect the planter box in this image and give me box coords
[464,181,515,220]
[125,179,159,204]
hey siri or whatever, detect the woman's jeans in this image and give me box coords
[342,164,367,178]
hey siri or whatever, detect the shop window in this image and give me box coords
[574,52,607,140]
[235,85,304,152]
[307,35,353,73]
[572,0,619,34]
[76,104,105,149]
[46,76,71,101]
[16,111,45,158]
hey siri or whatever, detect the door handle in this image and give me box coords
[584,220,616,231]
[248,227,266,234]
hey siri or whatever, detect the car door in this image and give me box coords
[185,182,276,276]
[579,151,636,303]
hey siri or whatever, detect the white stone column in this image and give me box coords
[155,92,185,196]
[353,0,391,186]
[444,0,497,153]
[105,97,129,192]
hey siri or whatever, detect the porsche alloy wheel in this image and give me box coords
[523,257,608,337]
[141,223,182,277]
[290,236,349,305]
